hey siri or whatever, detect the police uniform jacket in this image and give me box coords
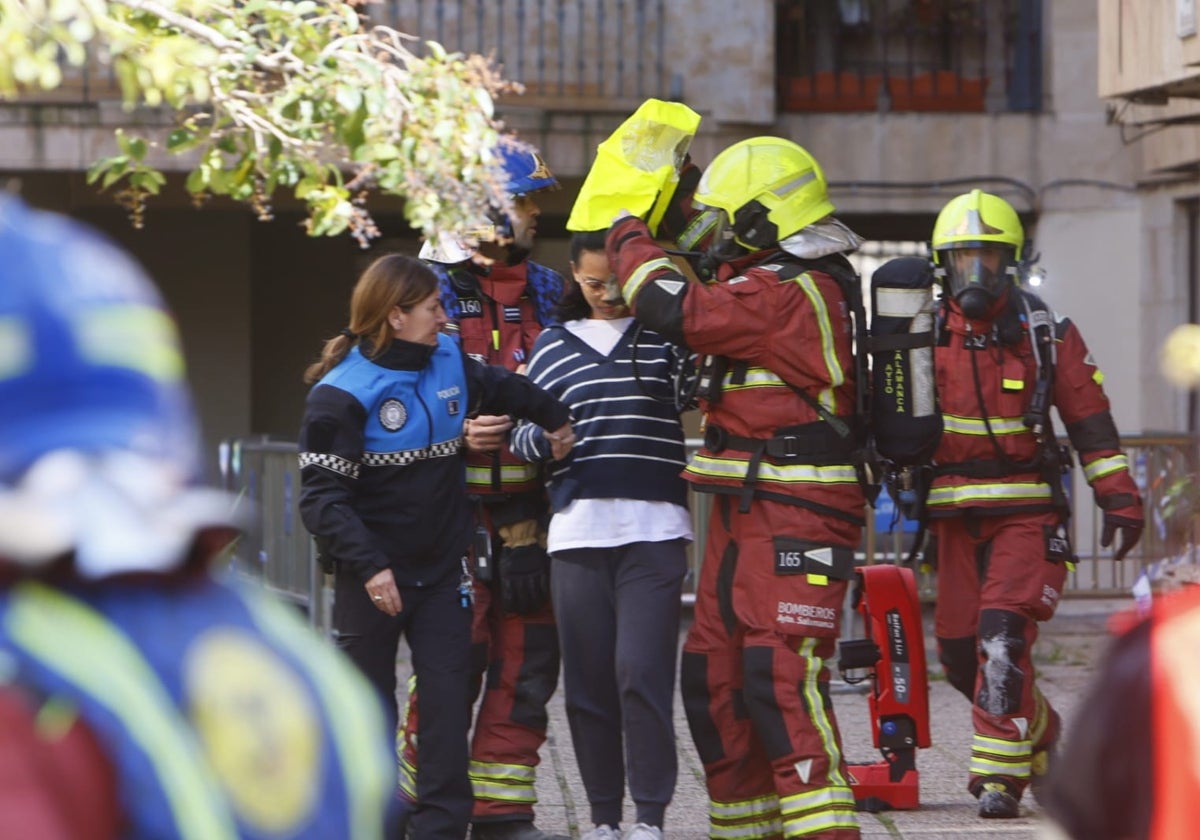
[298,334,570,586]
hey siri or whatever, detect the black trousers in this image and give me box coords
[551,540,688,829]
[335,568,473,840]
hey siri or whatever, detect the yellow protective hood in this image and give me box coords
[566,99,702,234]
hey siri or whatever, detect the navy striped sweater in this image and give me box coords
[510,321,689,512]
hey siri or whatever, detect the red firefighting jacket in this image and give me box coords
[928,290,1140,519]
[1150,584,1200,839]
[608,216,865,526]
[434,260,563,495]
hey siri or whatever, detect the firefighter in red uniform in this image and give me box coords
[923,189,1144,819]
[1041,584,1200,840]
[398,144,567,840]
[608,136,866,840]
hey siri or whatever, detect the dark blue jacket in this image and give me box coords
[298,335,569,585]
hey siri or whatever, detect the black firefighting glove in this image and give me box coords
[497,519,551,614]
[1101,512,1143,562]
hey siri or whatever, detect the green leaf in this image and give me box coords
[86,156,126,185]
[101,165,129,190]
[167,128,198,152]
[130,169,164,195]
[186,167,209,193]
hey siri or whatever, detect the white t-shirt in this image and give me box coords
[547,317,694,553]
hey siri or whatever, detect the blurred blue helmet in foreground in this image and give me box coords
[0,195,199,484]
[0,196,235,576]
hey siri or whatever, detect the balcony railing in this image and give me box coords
[373,0,672,109]
[776,0,1043,113]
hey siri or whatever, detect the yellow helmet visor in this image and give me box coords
[566,98,702,233]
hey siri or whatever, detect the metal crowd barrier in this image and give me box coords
[218,438,334,635]
[219,433,1198,628]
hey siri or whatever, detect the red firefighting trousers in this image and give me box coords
[681,496,860,840]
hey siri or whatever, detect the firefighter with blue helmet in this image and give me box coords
[403,139,568,840]
[0,195,397,838]
[926,189,1144,819]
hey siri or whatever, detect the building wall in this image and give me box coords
[4,0,1179,469]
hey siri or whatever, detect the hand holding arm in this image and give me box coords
[544,422,575,461]
[463,414,514,452]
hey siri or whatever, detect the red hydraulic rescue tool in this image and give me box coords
[837,563,931,812]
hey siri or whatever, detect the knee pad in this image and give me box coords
[742,646,796,760]
[977,609,1029,716]
[938,635,978,702]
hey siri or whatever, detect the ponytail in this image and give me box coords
[302,253,438,385]
[303,334,356,384]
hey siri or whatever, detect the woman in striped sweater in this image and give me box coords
[510,230,693,840]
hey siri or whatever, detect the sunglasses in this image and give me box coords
[577,276,616,292]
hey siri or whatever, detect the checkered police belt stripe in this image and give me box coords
[299,452,360,478]
[362,439,461,467]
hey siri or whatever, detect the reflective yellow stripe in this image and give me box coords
[621,257,676,303]
[710,793,781,819]
[687,454,858,485]
[926,482,1053,506]
[240,587,391,840]
[469,759,536,783]
[970,732,1032,778]
[782,806,858,838]
[1002,378,1024,390]
[794,273,844,411]
[780,785,856,814]
[970,755,1032,778]
[469,778,536,803]
[973,734,1032,756]
[1029,689,1051,746]
[942,413,1028,435]
[721,367,789,390]
[710,793,782,839]
[797,638,849,788]
[395,674,418,801]
[469,759,537,803]
[6,582,237,840]
[1083,453,1128,483]
[678,209,720,251]
[710,818,784,840]
[397,754,417,800]
[717,365,837,415]
[1093,369,1105,385]
[465,463,540,485]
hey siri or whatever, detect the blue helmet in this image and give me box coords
[496,144,558,196]
[0,196,201,486]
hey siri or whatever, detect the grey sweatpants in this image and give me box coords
[551,540,688,829]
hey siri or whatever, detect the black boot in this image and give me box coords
[976,779,1021,819]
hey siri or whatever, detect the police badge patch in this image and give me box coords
[379,399,407,431]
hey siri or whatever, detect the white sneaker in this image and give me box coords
[580,826,620,840]
[622,824,662,840]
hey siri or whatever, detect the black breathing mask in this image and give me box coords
[940,247,1016,320]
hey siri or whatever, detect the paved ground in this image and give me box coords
[399,595,1127,840]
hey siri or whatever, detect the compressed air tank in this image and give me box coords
[869,256,942,466]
